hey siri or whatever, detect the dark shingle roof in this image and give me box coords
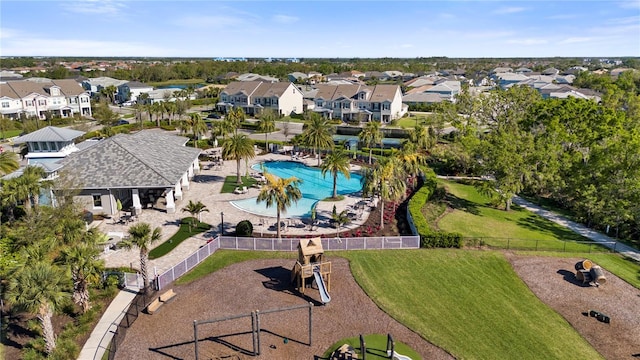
[60,130,201,189]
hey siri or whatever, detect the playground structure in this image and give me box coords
[574,259,607,286]
[192,303,314,359]
[291,238,332,303]
[331,334,412,360]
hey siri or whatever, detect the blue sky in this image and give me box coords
[1,1,639,58]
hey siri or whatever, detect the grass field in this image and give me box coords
[1,129,22,139]
[149,218,211,259]
[435,180,613,252]
[220,176,258,193]
[340,249,602,360]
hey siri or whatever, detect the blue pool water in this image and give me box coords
[230,161,363,218]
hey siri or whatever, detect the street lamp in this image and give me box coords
[220,212,224,236]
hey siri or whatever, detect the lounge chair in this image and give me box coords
[233,187,242,194]
[242,186,249,194]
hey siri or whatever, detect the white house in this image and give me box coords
[116,81,153,103]
[310,84,406,123]
[0,79,92,119]
[81,76,128,98]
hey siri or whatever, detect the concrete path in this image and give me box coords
[77,286,139,360]
[512,196,640,262]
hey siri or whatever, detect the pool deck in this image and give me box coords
[96,152,376,275]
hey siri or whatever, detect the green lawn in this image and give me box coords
[220,175,257,193]
[175,249,296,285]
[1,129,22,139]
[147,78,206,87]
[436,180,612,252]
[148,218,211,259]
[339,249,602,360]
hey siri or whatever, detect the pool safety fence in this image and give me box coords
[155,235,419,290]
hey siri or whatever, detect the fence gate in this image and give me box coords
[123,272,142,289]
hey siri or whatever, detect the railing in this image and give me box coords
[465,237,618,253]
[155,235,419,290]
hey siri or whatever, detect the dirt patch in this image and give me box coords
[114,258,453,359]
[505,253,640,359]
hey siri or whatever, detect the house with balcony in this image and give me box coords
[310,84,406,123]
[0,79,92,119]
[217,81,303,116]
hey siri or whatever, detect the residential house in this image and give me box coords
[0,79,92,119]
[116,81,153,103]
[288,72,309,83]
[81,76,128,98]
[236,73,279,83]
[493,73,530,89]
[424,80,461,101]
[59,130,201,215]
[310,84,406,123]
[217,81,303,116]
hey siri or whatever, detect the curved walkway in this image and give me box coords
[512,196,640,262]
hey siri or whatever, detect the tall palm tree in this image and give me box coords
[257,109,277,153]
[410,124,434,152]
[57,241,103,313]
[302,113,334,166]
[0,151,19,175]
[225,106,245,136]
[320,145,351,199]
[362,157,406,229]
[189,113,208,148]
[105,84,117,104]
[6,262,68,354]
[222,133,255,185]
[256,172,302,239]
[20,165,51,212]
[122,223,162,291]
[395,143,426,190]
[359,121,382,164]
[181,200,209,231]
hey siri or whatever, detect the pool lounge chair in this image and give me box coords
[233,187,242,194]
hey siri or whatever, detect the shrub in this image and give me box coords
[420,232,464,248]
[235,220,253,236]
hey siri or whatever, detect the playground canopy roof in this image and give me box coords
[299,238,324,257]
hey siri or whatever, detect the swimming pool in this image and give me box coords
[230,161,363,218]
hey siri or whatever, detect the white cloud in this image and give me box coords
[618,0,640,9]
[506,38,548,45]
[559,37,594,44]
[493,7,527,15]
[60,0,127,16]
[272,14,299,24]
[171,15,247,29]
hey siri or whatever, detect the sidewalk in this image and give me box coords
[77,286,139,360]
[512,196,640,262]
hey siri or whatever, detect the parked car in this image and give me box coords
[207,113,221,119]
[115,119,130,126]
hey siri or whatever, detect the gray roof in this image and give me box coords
[60,130,201,189]
[13,126,85,144]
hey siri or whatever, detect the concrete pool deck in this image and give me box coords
[97,152,374,275]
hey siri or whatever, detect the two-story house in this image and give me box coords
[217,81,303,116]
[0,79,92,119]
[310,84,406,123]
[116,81,153,103]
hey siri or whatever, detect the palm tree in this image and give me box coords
[222,133,255,185]
[0,151,19,175]
[151,102,163,127]
[20,165,51,212]
[320,145,351,199]
[395,143,426,190]
[58,241,103,313]
[189,113,208,148]
[257,109,277,153]
[122,223,162,291]
[6,262,68,354]
[359,121,382,164]
[256,172,302,239]
[225,106,245,136]
[362,157,406,229]
[302,112,334,166]
[410,124,434,152]
[105,84,117,104]
[332,209,350,238]
[181,200,209,231]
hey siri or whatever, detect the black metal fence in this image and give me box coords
[105,291,152,360]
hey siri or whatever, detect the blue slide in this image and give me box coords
[313,267,331,304]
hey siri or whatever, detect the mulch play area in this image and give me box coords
[114,258,453,359]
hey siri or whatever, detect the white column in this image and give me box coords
[165,189,175,213]
[188,165,194,178]
[181,172,190,191]
[132,189,142,212]
[174,182,183,201]
[193,159,200,174]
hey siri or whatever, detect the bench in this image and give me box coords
[146,289,177,315]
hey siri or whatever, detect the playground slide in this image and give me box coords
[387,350,413,360]
[313,268,331,304]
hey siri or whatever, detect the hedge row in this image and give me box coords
[408,172,463,248]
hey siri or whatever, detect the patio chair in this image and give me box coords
[242,186,249,194]
[233,187,242,194]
